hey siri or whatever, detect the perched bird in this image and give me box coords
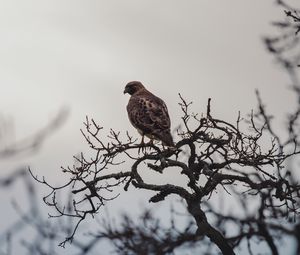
[124,81,174,148]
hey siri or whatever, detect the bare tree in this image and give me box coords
[0,109,68,255]
[32,85,300,254]
[0,109,68,159]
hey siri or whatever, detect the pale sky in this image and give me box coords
[0,1,298,254]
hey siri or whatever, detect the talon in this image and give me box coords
[148,139,154,146]
[138,135,146,154]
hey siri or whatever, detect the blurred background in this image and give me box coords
[0,0,298,254]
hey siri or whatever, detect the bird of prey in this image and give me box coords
[124,81,174,148]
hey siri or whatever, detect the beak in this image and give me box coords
[123,88,128,94]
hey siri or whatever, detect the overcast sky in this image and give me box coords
[0,1,298,254]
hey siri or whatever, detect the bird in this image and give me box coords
[124,81,174,149]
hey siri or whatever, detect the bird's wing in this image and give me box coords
[127,92,171,135]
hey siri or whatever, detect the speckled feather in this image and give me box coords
[126,86,174,147]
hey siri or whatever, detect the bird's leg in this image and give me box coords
[138,135,145,154]
[143,138,154,152]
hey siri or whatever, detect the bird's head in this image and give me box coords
[124,81,145,95]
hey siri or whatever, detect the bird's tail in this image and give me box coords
[156,130,175,147]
